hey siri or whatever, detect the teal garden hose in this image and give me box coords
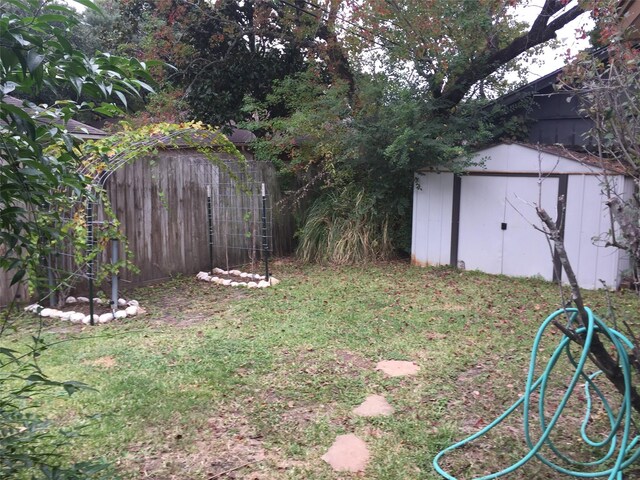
[433,307,640,479]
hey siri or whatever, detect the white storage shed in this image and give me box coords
[411,143,633,289]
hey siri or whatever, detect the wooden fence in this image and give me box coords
[0,149,294,306]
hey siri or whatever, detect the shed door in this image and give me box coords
[458,175,559,280]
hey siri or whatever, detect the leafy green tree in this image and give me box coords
[244,70,495,259]
[244,1,592,260]
[74,0,319,124]
[348,0,586,108]
[559,4,640,292]
[1,0,155,288]
[1,0,155,476]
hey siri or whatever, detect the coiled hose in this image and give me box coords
[433,307,640,479]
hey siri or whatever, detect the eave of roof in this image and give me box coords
[513,142,630,175]
[2,95,109,139]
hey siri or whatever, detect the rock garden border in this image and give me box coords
[24,297,142,325]
[196,267,280,288]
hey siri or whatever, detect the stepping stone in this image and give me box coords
[375,360,420,377]
[353,394,394,417]
[321,433,370,472]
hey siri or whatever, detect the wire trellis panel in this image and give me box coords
[205,159,273,273]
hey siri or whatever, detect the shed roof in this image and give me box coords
[2,95,108,139]
[517,142,629,175]
[418,142,630,176]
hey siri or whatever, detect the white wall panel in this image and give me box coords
[564,175,620,289]
[466,144,603,175]
[458,176,506,275]
[411,172,453,266]
[502,176,558,280]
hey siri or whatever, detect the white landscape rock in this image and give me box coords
[269,277,281,286]
[117,298,127,307]
[65,296,77,304]
[70,312,85,324]
[99,313,114,324]
[77,296,89,303]
[39,308,53,318]
[82,314,98,325]
[29,304,42,313]
[114,310,127,320]
[213,267,224,274]
[247,282,258,289]
[238,282,248,287]
[127,300,139,307]
[230,282,239,287]
[93,298,103,305]
[257,280,270,288]
[222,279,232,286]
[50,310,64,319]
[229,269,242,276]
[125,305,138,317]
[61,311,74,321]
[240,272,249,278]
[210,276,220,282]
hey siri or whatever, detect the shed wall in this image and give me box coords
[465,143,599,174]
[411,144,628,289]
[563,174,622,289]
[411,172,454,267]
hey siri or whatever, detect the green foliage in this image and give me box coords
[0,337,112,479]
[296,186,393,264]
[74,0,312,124]
[244,71,494,257]
[0,0,157,294]
[0,1,165,476]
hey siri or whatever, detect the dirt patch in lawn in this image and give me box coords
[124,414,266,479]
[334,349,375,375]
[85,355,118,369]
[280,402,339,429]
[144,282,251,327]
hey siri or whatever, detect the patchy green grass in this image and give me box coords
[4,259,640,479]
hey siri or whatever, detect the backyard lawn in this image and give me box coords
[6,259,640,479]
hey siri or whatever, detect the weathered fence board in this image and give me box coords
[103,150,293,287]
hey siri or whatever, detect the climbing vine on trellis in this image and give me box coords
[42,122,247,304]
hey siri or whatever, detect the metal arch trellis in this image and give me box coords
[45,125,263,325]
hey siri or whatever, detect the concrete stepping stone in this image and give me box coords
[375,360,420,377]
[321,433,370,472]
[353,394,394,417]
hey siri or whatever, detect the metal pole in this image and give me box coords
[46,254,56,307]
[111,239,119,312]
[207,185,214,273]
[261,183,270,281]
[87,201,95,325]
